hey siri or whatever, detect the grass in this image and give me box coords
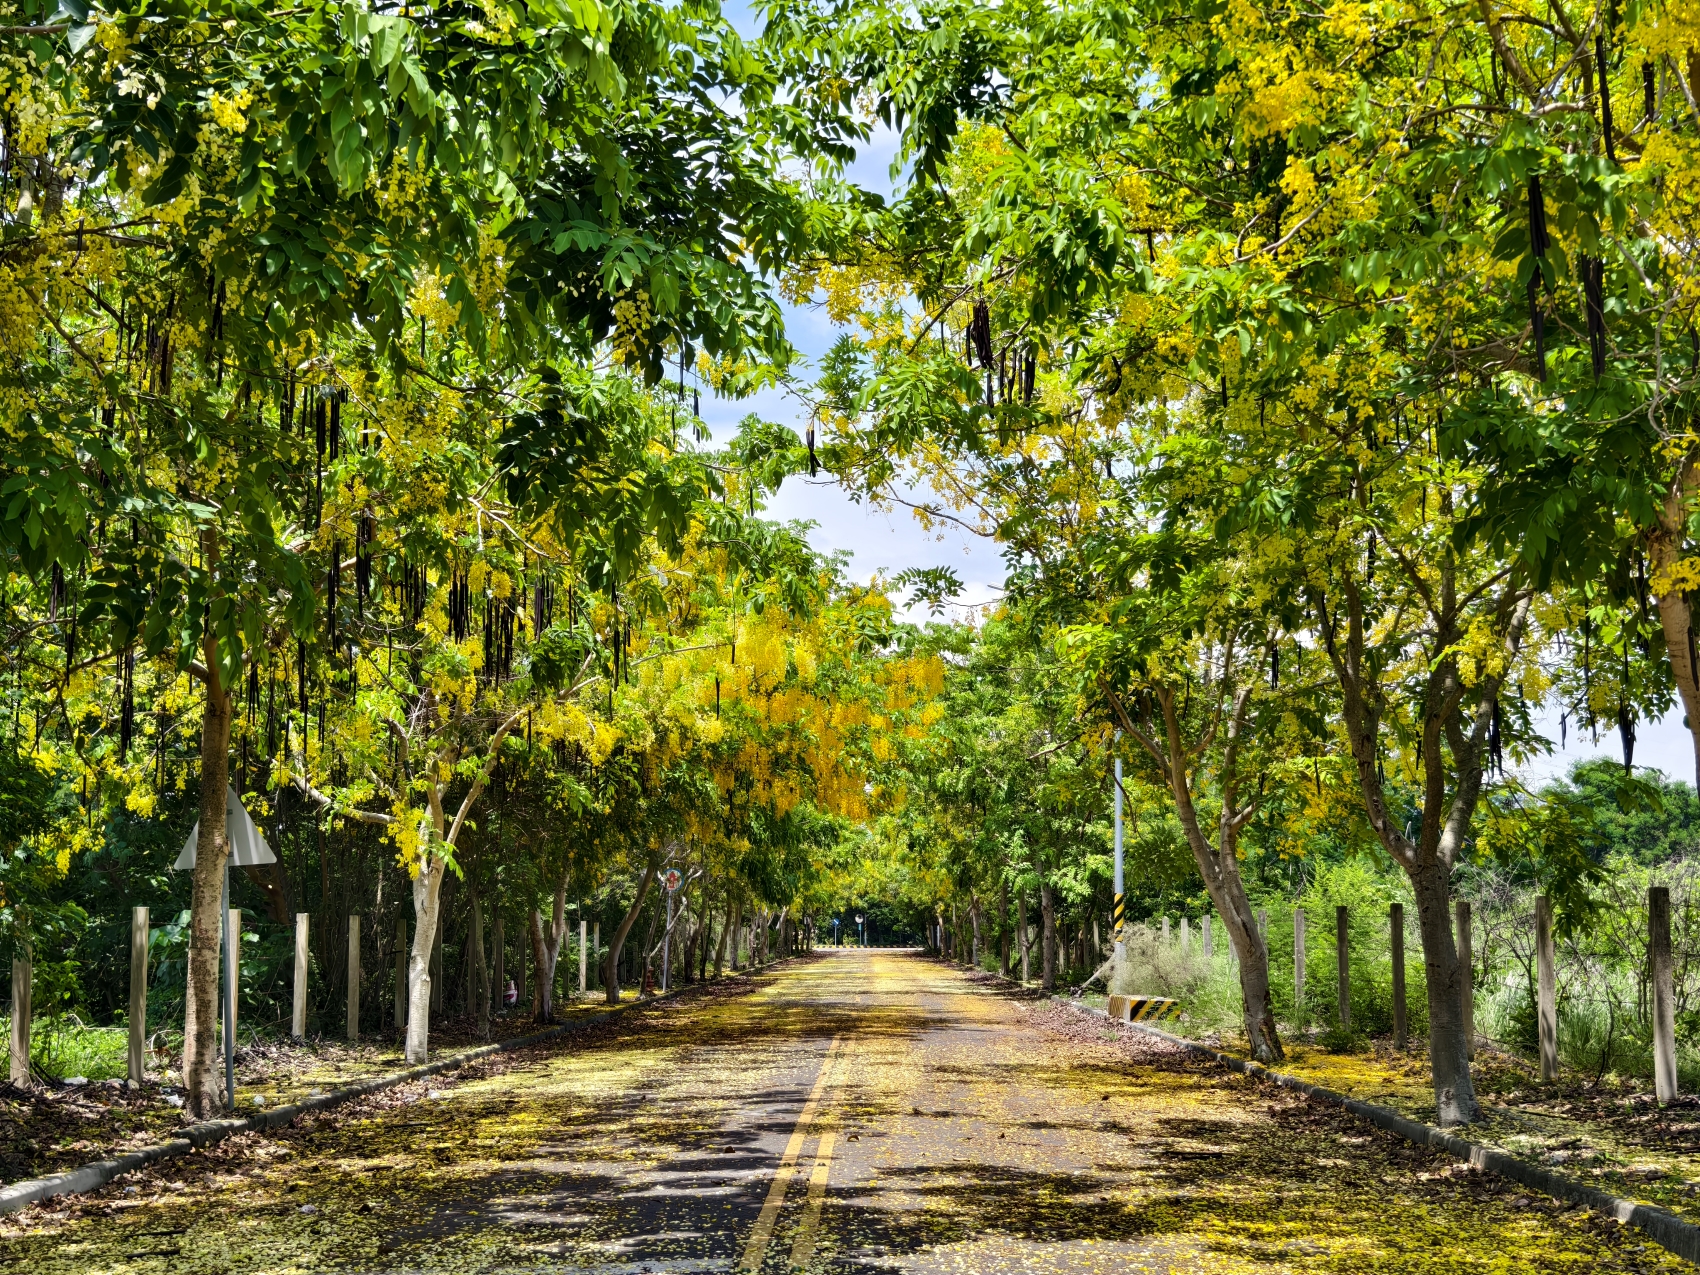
[0,1017,131,1081]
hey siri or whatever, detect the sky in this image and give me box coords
[695,2,1695,789]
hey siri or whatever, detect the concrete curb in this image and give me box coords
[0,988,682,1216]
[1055,996,1700,1266]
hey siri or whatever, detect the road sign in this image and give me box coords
[662,869,682,892]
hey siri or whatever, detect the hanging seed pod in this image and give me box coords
[807,425,818,477]
[1597,37,1618,163]
[969,300,993,369]
[483,596,495,680]
[326,541,340,645]
[1022,347,1036,403]
[1528,176,1553,382]
[1582,254,1608,379]
[1528,273,1548,381]
[355,513,373,608]
[1528,175,1551,258]
[118,649,134,756]
[298,636,309,722]
[1645,62,1657,121]
[329,394,341,460]
[49,562,62,621]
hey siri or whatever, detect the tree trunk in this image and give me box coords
[1040,881,1057,992]
[531,882,568,1023]
[1413,855,1476,1124]
[603,861,658,1004]
[999,880,1010,978]
[470,889,489,1039]
[714,896,730,976]
[404,818,448,1064]
[183,635,233,1119]
[1018,894,1030,982]
[1650,463,1700,786]
[728,891,742,971]
[970,896,982,968]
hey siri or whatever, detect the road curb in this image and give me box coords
[1054,995,1700,1266]
[0,988,681,1216]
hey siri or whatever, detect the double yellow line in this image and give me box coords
[739,1035,844,1272]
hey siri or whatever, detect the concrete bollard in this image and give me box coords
[394,917,408,1031]
[1535,896,1558,1082]
[1257,907,1267,941]
[129,908,149,1082]
[1294,908,1306,1013]
[579,918,588,997]
[347,915,361,1043]
[9,947,29,1086]
[1455,899,1474,1059]
[1336,906,1350,1029]
[1390,902,1406,1051]
[1180,917,1190,957]
[1651,886,1678,1103]
[292,913,309,1039]
[1161,915,1170,944]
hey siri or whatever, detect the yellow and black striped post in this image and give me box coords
[1112,892,1126,944]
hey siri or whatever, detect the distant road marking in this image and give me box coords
[738,1036,842,1271]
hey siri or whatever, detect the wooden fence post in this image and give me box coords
[1651,885,1678,1103]
[292,913,309,1039]
[394,916,408,1032]
[1535,895,1558,1082]
[347,915,361,1043]
[1455,899,1474,1059]
[1294,908,1306,1013]
[1336,905,1350,1029]
[9,946,29,1086]
[128,907,149,1082]
[1390,902,1406,1051]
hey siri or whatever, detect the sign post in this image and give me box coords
[173,785,277,1112]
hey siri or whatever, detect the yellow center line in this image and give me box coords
[738,1035,842,1272]
[786,1128,837,1268]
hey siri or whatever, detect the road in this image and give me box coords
[6,951,1684,1273]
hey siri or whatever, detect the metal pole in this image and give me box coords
[1112,740,1125,957]
[1336,905,1350,1030]
[222,868,235,1111]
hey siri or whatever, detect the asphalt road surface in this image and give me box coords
[6,951,1683,1273]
